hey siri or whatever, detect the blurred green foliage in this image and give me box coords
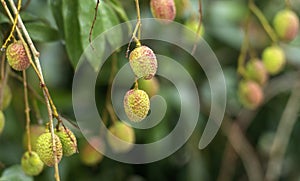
[0,0,300,181]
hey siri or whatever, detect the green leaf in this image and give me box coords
[25,22,60,42]
[50,0,65,38]
[0,165,33,181]
[0,12,10,24]
[62,0,83,67]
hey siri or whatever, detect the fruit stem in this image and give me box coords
[1,0,21,49]
[23,70,32,153]
[285,0,291,8]
[237,15,251,78]
[191,0,203,55]
[248,0,278,43]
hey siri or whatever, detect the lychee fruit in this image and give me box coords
[129,46,158,80]
[150,0,176,22]
[36,132,63,167]
[124,89,150,122]
[0,111,5,135]
[273,9,299,42]
[6,40,30,71]
[0,81,12,110]
[21,151,44,176]
[23,125,45,151]
[107,121,135,153]
[80,138,104,166]
[245,59,268,86]
[238,80,264,109]
[262,46,286,75]
[55,126,77,156]
[138,77,160,98]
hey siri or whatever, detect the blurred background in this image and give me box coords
[0,0,300,180]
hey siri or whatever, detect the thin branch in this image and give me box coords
[249,1,278,43]
[222,119,264,181]
[4,0,60,180]
[265,81,300,181]
[23,70,32,153]
[89,0,100,48]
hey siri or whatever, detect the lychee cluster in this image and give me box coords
[238,7,298,110]
[126,45,160,122]
[21,125,77,175]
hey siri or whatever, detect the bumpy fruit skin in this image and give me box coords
[138,77,160,97]
[124,89,150,122]
[6,40,30,71]
[262,46,286,75]
[245,59,268,85]
[150,0,176,22]
[21,151,44,176]
[107,122,135,153]
[23,125,45,151]
[0,111,5,135]
[0,81,12,110]
[36,133,63,167]
[55,126,77,156]
[238,80,264,109]
[273,9,299,41]
[80,138,104,166]
[129,46,158,80]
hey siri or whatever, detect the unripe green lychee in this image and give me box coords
[6,40,30,71]
[21,151,44,176]
[80,138,104,166]
[245,59,268,86]
[0,111,5,135]
[150,0,176,22]
[55,126,77,157]
[273,9,299,41]
[238,80,264,109]
[23,125,45,151]
[129,46,158,80]
[262,46,286,75]
[107,121,135,153]
[138,77,160,98]
[185,19,205,36]
[124,89,150,122]
[36,132,63,167]
[0,81,12,110]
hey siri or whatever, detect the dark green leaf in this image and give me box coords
[50,0,65,38]
[62,0,83,67]
[25,22,60,42]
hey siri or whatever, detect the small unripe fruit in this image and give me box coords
[23,125,45,151]
[150,0,176,22]
[107,121,135,153]
[185,19,205,36]
[0,111,5,135]
[21,151,44,176]
[36,133,63,167]
[138,77,160,97]
[262,46,285,75]
[174,0,189,18]
[245,59,268,85]
[55,126,77,156]
[129,46,158,80]
[273,9,299,41]
[80,138,104,166]
[124,89,150,122]
[0,81,12,110]
[238,80,264,109]
[6,40,30,71]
